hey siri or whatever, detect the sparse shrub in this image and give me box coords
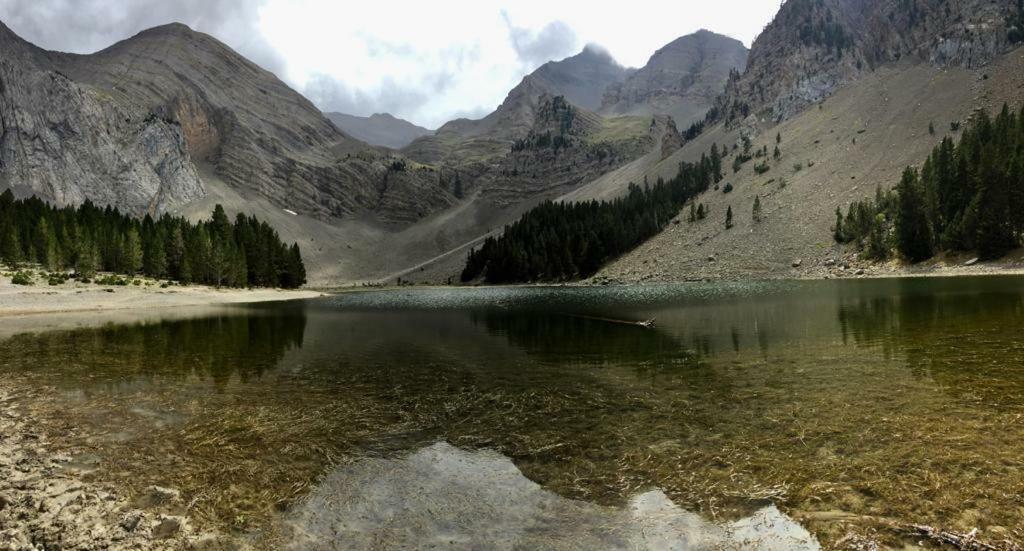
[723,183,734,194]
[754,161,770,175]
[97,275,129,286]
[11,272,33,286]
[793,163,803,173]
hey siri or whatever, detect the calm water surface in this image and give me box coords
[3,278,1024,547]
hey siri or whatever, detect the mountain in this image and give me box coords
[712,0,1018,126]
[600,29,749,126]
[527,44,634,111]
[0,22,204,214]
[325,112,433,149]
[403,45,633,163]
[402,33,741,165]
[0,21,451,224]
[575,0,1024,284]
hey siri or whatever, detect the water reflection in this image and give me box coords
[1,304,307,388]
[2,278,1024,548]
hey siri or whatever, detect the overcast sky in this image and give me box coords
[1,0,780,128]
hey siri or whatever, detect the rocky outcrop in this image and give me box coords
[600,30,749,126]
[713,0,1018,126]
[478,95,659,206]
[0,24,204,216]
[325,112,433,149]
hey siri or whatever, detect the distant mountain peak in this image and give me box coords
[599,29,748,126]
[326,112,433,149]
[579,43,616,61]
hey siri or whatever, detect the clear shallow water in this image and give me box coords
[2,278,1024,547]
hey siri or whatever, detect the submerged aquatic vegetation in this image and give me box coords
[2,280,1024,548]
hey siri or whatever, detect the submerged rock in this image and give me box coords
[135,485,181,508]
[120,510,143,532]
[151,515,184,539]
[285,442,820,550]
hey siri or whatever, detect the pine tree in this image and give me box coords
[75,235,98,279]
[710,143,723,183]
[168,225,185,279]
[833,207,845,242]
[1,221,21,269]
[124,227,143,276]
[895,167,933,262]
[752,196,762,223]
[209,239,231,287]
[725,206,734,229]
[866,213,889,260]
[147,234,168,278]
[776,132,782,144]
[689,202,697,223]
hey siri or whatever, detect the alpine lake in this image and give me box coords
[3,277,1024,548]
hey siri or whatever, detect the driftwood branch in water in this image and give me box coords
[904,524,1022,551]
[570,314,656,328]
[797,511,1022,550]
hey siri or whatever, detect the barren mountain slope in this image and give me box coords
[325,112,433,149]
[595,48,1024,283]
[600,30,748,126]
[1,21,454,224]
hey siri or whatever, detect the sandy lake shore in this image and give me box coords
[0,277,324,319]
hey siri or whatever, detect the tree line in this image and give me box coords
[461,149,722,283]
[834,104,1024,262]
[0,190,306,288]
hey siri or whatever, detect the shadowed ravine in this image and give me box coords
[1,279,1024,548]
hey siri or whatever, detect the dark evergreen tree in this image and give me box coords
[461,144,720,283]
[895,167,933,262]
[835,105,1024,263]
[0,196,306,288]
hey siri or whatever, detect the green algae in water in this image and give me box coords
[1,278,1024,547]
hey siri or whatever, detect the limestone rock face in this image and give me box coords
[0,24,204,215]
[714,0,1018,126]
[600,30,749,127]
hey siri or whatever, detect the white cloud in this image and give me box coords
[257,0,779,128]
[2,0,780,129]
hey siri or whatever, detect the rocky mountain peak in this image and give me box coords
[599,29,748,127]
[524,45,632,111]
